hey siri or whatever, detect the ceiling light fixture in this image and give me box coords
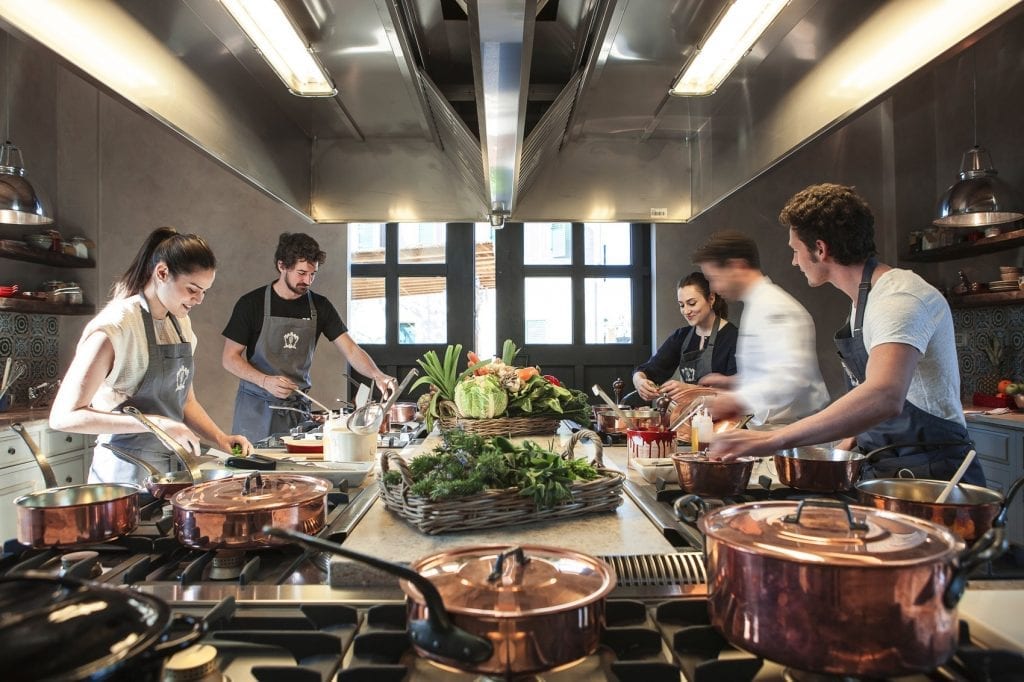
[670,0,789,97]
[0,33,52,225]
[219,0,336,97]
[934,50,1022,228]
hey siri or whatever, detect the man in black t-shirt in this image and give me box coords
[221,233,395,441]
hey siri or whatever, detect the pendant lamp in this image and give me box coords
[0,34,52,225]
[933,51,1022,228]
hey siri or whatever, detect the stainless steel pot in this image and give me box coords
[774,445,867,492]
[672,452,754,497]
[856,475,1024,542]
[171,471,329,550]
[0,572,203,682]
[699,498,1006,677]
[267,529,616,677]
[593,406,657,434]
[11,423,141,547]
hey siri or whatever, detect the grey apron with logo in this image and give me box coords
[231,285,317,441]
[678,316,721,384]
[835,259,984,485]
[89,301,193,484]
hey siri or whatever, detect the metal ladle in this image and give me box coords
[347,368,419,435]
[264,526,493,664]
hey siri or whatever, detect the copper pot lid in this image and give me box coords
[698,500,961,566]
[170,472,330,512]
[404,544,615,617]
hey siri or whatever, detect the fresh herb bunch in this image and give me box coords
[382,430,600,508]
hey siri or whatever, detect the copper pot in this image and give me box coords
[171,471,329,550]
[672,453,754,497]
[856,475,1024,542]
[11,423,141,547]
[774,446,867,492]
[699,499,1006,677]
[387,402,418,423]
[266,530,615,677]
[593,406,657,434]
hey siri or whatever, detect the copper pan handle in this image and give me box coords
[11,422,57,488]
[121,405,204,483]
[101,442,164,478]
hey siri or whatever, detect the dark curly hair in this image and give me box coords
[274,233,327,269]
[677,271,728,318]
[779,183,876,265]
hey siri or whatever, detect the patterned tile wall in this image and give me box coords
[0,312,60,408]
[953,306,1024,397]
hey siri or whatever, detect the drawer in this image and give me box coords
[0,427,43,469]
[967,425,1014,466]
[42,430,86,457]
[49,452,85,486]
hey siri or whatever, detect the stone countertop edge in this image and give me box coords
[0,407,51,428]
[964,404,1024,429]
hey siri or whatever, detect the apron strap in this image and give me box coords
[264,284,318,325]
[851,257,878,336]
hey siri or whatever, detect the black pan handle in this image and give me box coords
[264,526,493,664]
[944,526,1008,609]
[993,475,1024,528]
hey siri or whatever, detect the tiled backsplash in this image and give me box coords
[0,312,60,408]
[953,305,1024,398]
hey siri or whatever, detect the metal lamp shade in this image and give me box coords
[0,141,52,225]
[934,146,1023,227]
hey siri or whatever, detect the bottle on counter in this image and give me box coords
[691,408,713,452]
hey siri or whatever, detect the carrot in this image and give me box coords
[467,350,480,365]
[517,367,539,382]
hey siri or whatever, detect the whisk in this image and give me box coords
[0,359,28,401]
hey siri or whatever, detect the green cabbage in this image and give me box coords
[454,375,508,418]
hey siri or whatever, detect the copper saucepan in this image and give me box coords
[774,446,868,492]
[700,498,1006,677]
[101,442,194,499]
[11,423,141,547]
[267,528,616,677]
[672,452,754,497]
[171,471,329,550]
[856,474,1024,542]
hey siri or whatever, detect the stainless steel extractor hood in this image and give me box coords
[0,0,1021,223]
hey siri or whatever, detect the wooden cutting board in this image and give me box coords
[253,448,323,461]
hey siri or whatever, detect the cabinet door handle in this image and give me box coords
[6,447,14,455]
[65,475,73,483]
[65,436,73,443]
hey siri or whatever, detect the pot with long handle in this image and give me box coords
[266,527,615,677]
[700,498,1006,677]
[11,423,141,547]
[857,474,1024,542]
[101,442,193,499]
[773,445,867,492]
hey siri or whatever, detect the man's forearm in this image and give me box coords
[223,351,269,386]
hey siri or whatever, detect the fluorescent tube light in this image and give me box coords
[220,0,336,97]
[670,0,788,96]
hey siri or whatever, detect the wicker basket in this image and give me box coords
[435,399,561,437]
[378,429,624,534]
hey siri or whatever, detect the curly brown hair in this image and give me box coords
[779,183,876,265]
[274,232,327,269]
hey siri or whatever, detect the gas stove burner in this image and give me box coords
[163,644,222,682]
[208,550,245,580]
[59,550,102,579]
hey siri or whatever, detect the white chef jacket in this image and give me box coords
[734,276,829,425]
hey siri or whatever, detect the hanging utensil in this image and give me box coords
[591,384,636,430]
[0,359,26,401]
[348,368,419,435]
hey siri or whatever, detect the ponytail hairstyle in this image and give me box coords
[677,271,728,319]
[112,227,217,298]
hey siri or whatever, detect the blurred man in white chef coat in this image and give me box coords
[693,230,829,426]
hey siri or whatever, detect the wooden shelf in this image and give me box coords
[948,289,1024,308]
[0,296,95,315]
[901,226,1024,262]
[0,239,95,268]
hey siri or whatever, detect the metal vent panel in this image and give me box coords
[598,552,707,587]
[418,70,488,206]
[517,71,583,198]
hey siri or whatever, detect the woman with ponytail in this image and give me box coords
[50,227,252,484]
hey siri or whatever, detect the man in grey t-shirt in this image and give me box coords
[710,183,983,485]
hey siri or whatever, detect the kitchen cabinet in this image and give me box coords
[0,422,92,543]
[967,421,1024,544]
[0,239,96,315]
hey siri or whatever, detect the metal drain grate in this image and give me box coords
[598,552,707,587]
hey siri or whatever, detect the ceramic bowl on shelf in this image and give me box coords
[1014,394,1024,410]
